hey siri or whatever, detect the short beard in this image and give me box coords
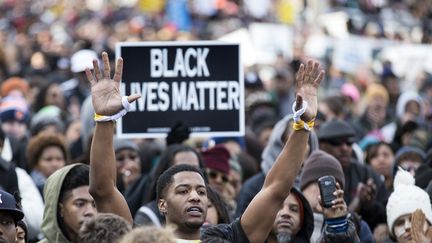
[276,232,293,243]
[185,221,204,230]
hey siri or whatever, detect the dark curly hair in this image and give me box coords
[26,131,68,169]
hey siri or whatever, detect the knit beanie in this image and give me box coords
[201,145,231,175]
[0,96,29,123]
[113,138,139,153]
[386,168,432,236]
[365,83,389,105]
[0,77,29,97]
[300,150,345,190]
[394,146,426,165]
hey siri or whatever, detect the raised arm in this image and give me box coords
[241,60,324,243]
[86,52,140,224]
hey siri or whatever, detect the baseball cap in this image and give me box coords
[0,190,24,223]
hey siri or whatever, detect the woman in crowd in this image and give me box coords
[365,142,395,191]
[26,131,68,196]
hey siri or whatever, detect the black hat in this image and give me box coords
[317,119,356,142]
[0,190,24,223]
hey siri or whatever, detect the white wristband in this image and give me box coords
[94,96,131,122]
[292,100,308,122]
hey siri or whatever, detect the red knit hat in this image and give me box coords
[201,145,231,175]
[1,77,29,97]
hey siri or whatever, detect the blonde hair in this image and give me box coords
[119,226,176,243]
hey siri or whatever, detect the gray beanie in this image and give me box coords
[300,150,345,190]
[113,138,139,153]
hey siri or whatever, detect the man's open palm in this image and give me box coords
[294,60,325,122]
[85,52,140,116]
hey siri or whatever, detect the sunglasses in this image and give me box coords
[207,169,229,184]
[325,139,354,147]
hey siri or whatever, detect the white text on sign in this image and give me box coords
[124,81,240,112]
[150,48,210,78]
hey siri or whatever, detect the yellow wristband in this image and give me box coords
[94,113,107,121]
[292,119,315,131]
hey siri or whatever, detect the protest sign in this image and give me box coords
[379,44,432,90]
[116,41,244,138]
[249,23,294,64]
[218,23,293,65]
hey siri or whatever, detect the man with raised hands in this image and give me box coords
[86,52,324,242]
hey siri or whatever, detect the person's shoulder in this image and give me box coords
[201,218,249,243]
[242,172,265,188]
[201,222,234,239]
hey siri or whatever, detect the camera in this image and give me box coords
[318,175,337,208]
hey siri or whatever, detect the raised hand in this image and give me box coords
[358,178,376,205]
[294,60,325,122]
[411,209,432,243]
[85,52,140,116]
[320,183,348,219]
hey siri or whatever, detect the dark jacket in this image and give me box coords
[134,200,165,227]
[320,220,360,243]
[344,161,389,230]
[0,156,18,194]
[123,173,150,216]
[235,172,265,219]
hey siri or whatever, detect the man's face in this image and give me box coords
[159,171,208,230]
[393,213,428,243]
[0,211,16,243]
[320,138,353,168]
[59,186,97,237]
[272,194,301,242]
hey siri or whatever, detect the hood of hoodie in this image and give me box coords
[290,188,315,242]
[396,91,423,119]
[260,114,319,176]
[41,163,84,243]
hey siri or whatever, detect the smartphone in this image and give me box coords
[318,175,336,208]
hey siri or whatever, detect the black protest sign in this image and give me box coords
[116,41,244,138]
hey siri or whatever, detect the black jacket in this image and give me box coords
[344,161,389,230]
[0,157,18,194]
[235,172,265,219]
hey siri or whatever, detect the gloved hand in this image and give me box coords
[166,121,190,145]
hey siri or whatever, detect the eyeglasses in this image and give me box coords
[400,161,421,172]
[206,169,229,184]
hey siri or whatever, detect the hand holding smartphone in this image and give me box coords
[318,175,337,208]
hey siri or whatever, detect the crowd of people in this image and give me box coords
[0,0,431,243]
